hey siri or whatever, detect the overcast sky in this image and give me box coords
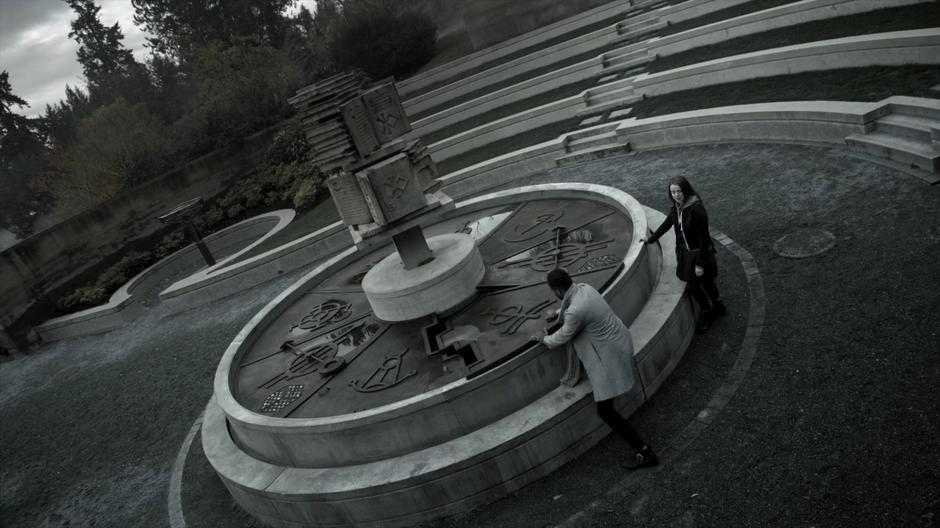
[0,0,315,118]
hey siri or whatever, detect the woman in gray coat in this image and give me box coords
[532,268,658,469]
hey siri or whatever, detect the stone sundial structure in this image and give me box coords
[202,73,695,528]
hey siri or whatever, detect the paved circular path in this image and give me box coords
[2,143,938,528]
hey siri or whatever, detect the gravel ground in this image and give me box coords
[2,143,938,528]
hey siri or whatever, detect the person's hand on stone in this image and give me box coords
[530,330,547,343]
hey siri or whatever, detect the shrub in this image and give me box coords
[56,286,108,313]
[154,231,186,258]
[95,251,153,292]
[329,2,436,80]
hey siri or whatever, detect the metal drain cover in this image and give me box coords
[773,228,835,258]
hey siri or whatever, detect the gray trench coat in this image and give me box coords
[542,283,636,401]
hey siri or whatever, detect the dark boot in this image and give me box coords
[711,300,727,319]
[696,311,712,333]
[624,446,659,470]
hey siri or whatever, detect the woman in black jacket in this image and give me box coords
[642,176,725,333]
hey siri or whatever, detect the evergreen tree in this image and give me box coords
[64,0,151,106]
[0,71,51,236]
[132,0,295,59]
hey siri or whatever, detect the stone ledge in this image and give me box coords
[634,29,940,97]
[428,95,584,161]
[649,0,929,58]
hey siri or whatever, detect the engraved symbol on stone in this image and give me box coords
[290,300,352,333]
[375,111,399,136]
[484,300,554,335]
[499,239,612,272]
[258,342,345,389]
[348,348,416,393]
[503,213,564,243]
[577,254,619,272]
[384,172,409,199]
[260,384,304,413]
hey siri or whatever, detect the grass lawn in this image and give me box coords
[631,65,940,119]
[650,2,940,73]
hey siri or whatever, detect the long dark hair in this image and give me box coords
[667,176,699,206]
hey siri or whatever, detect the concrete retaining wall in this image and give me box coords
[635,29,940,97]
[0,124,285,340]
[34,211,293,343]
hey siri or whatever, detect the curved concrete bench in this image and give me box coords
[398,0,633,99]
[437,97,940,199]
[648,0,931,59]
[635,29,940,97]
[403,9,656,118]
[35,210,294,343]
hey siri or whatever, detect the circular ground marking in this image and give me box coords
[773,228,835,258]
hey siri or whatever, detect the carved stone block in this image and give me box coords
[340,97,380,157]
[327,171,373,226]
[361,83,411,144]
[357,154,426,224]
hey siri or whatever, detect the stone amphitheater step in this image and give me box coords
[596,73,621,85]
[615,18,667,42]
[875,114,939,144]
[566,131,621,152]
[845,132,940,173]
[556,142,632,166]
[578,95,642,119]
[584,78,633,98]
[587,84,638,106]
[568,122,621,141]
[602,53,652,75]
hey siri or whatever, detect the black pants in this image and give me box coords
[689,278,720,312]
[596,398,646,451]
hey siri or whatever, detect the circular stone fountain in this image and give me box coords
[202,182,697,528]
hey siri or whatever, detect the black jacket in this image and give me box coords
[648,196,716,280]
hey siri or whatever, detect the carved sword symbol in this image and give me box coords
[498,239,613,272]
[484,300,554,335]
[348,348,416,393]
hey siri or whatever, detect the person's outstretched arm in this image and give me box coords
[643,213,673,245]
[543,309,582,348]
